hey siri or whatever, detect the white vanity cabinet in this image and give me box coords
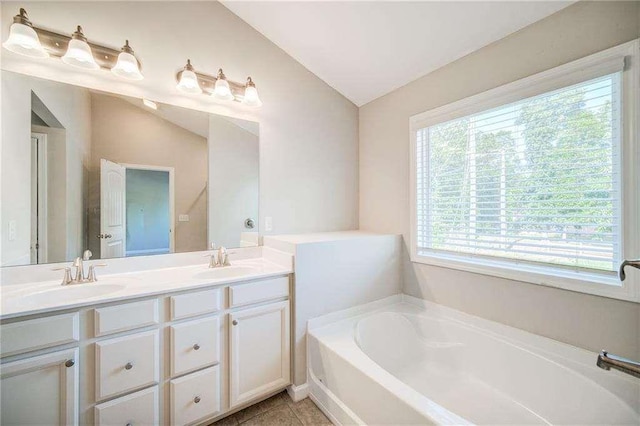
[0,348,79,426]
[0,273,291,426]
[229,300,290,408]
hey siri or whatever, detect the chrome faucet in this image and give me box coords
[597,350,640,379]
[53,250,107,285]
[203,243,231,268]
[217,246,231,267]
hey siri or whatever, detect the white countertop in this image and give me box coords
[1,257,291,320]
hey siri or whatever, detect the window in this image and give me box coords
[410,40,639,302]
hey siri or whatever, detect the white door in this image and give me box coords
[229,301,290,408]
[100,159,126,258]
[1,348,79,425]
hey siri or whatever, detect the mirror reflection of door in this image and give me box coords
[30,133,47,264]
[99,159,126,258]
[99,159,174,259]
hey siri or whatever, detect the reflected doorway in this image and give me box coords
[125,166,174,256]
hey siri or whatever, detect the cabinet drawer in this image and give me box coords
[95,386,158,426]
[170,316,220,377]
[170,288,221,321]
[95,330,159,401]
[94,299,158,337]
[170,365,220,426]
[228,277,289,308]
[1,312,79,357]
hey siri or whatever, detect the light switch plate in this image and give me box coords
[265,216,273,232]
[178,214,190,222]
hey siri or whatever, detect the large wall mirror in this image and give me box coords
[1,70,259,266]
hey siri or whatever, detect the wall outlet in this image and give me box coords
[8,220,16,241]
[178,214,190,222]
[265,216,273,232]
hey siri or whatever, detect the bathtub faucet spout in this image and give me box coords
[596,350,640,379]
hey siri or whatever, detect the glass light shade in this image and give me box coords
[176,69,202,94]
[213,78,234,101]
[62,38,99,70]
[2,22,48,58]
[242,85,262,107]
[111,51,143,80]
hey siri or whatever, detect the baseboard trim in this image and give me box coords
[286,383,310,402]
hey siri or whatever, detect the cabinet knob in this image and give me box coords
[126,423,132,426]
[193,343,200,351]
[65,359,75,368]
[125,362,133,370]
[232,320,238,326]
[194,396,201,404]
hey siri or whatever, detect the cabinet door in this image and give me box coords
[1,348,79,426]
[229,301,290,408]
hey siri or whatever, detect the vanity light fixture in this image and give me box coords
[2,8,48,58]
[175,61,263,107]
[111,40,144,80]
[176,59,202,94]
[242,77,263,108]
[2,8,143,80]
[213,69,234,101]
[62,26,99,70]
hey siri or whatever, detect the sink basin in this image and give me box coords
[192,266,259,281]
[16,283,126,307]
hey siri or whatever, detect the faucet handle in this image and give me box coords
[87,263,107,282]
[52,266,73,285]
[83,250,93,261]
[218,246,231,267]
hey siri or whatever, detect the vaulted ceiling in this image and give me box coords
[223,1,574,106]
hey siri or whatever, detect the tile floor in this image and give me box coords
[211,391,332,426]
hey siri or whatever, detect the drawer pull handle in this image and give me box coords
[194,396,201,404]
[232,320,238,326]
[193,343,200,350]
[65,359,75,368]
[125,362,134,370]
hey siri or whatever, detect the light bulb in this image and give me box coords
[61,26,99,70]
[213,69,234,101]
[111,40,143,81]
[2,8,48,58]
[242,77,262,107]
[176,59,202,94]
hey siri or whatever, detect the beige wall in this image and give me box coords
[1,1,359,239]
[89,93,208,255]
[360,1,640,359]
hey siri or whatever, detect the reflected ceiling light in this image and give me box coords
[242,77,262,108]
[111,40,143,80]
[62,26,99,70]
[143,98,157,110]
[176,59,202,94]
[213,69,235,101]
[2,8,48,58]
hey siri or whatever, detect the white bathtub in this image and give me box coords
[307,295,640,425]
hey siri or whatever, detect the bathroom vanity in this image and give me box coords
[0,256,292,425]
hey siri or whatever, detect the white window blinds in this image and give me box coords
[415,73,622,272]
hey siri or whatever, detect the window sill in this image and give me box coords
[411,251,639,303]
